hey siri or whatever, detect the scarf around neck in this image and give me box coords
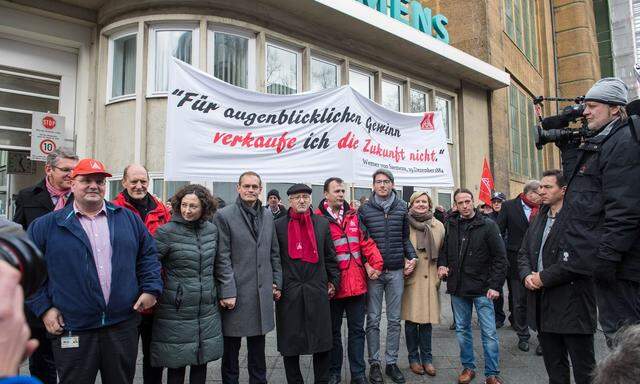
[374,192,395,213]
[323,200,344,225]
[408,209,438,261]
[519,193,540,221]
[45,177,70,211]
[288,209,318,264]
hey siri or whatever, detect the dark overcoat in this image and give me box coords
[274,211,340,356]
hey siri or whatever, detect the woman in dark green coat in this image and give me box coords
[151,184,235,384]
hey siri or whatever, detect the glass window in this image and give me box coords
[349,69,373,99]
[266,44,300,95]
[212,32,251,89]
[382,80,401,112]
[437,192,452,210]
[410,89,428,113]
[503,0,539,67]
[107,179,122,201]
[151,178,190,201]
[266,183,295,207]
[435,96,452,141]
[311,185,324,207]
[110,33,137,99]
[508,84,542,179]
[151,28,194,93]
[212,182,237,207]
[311,58,339,91]
[354,187,371,204]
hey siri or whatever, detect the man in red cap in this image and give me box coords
[26,158,163,384]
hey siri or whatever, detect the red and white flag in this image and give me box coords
[479,157,495,205]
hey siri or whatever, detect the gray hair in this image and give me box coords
[45,148,78,167]
[592,325,640,384]
[523,180,540,194]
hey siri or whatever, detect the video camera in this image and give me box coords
[0,226,47,297]
[533,95,589,149]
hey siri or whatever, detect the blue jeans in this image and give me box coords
[330,295,366,378]
[404,321,432,365]
[451,295,500,377]
[366,269,404,365]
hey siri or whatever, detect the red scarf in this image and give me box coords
[323,200,344,225]
[519,193,540,221]
[287,209,318,264]
[45,176,70,211]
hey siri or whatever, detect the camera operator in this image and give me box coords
[559,77,640,346]
[0,259,41,383]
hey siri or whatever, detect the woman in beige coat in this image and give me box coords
[401,191,445,377]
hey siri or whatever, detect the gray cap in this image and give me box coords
[584,77,629,106]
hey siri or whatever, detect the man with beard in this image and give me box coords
[274,183,340,384]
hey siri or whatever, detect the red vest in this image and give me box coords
[316,205,383,299]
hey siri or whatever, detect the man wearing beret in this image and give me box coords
[274,183,340,384]
[559,77,640,346]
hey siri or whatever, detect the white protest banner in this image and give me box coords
[165,59,453,187]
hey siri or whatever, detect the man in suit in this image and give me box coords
[497,180,541,353]
[13,148,78,384]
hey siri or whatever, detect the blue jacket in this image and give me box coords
[358,192,416,270]
[26,201,162,331]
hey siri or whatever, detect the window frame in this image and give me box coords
[310,54,342,92]
[265,41,303,95]
[503,0,539,69]
[381,77,404,112]
[207,26,257,91]
[147,22,200,98]
[348,67,375,100]
[508,83,542,180]
[435,94,454,144]
[409,86,430,113]
[106,29,138,104]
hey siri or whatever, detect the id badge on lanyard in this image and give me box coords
[61,330,79,349]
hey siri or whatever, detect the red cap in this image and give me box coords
[70,158,112,178]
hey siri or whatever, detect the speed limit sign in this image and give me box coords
[30,112,65,162]
[39,139,56,154]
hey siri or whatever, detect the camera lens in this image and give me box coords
[0,232,47,297]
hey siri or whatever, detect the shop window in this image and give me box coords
[311,184,324,206]
[437,191,452,210]
[353,186,371,203]
[265,183,295,206]
[310,57,340,91]
[108,32,137,101]
[435,96,453,142]
[148,25,198,95]
[212,181,237,207]
[349,68,374,99]
[210,29,255,89]
[410,88,429,113]
[381,79,402,112]
[266,43,301,95]
[107,179,122,201]
[151,178,190,202]
[503,0,539,67]
[509,84,542,179]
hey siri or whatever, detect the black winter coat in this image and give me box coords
[497,196,531,279]
[358,192,416,270]
[517,206,597,334]
[274,211,340,356]
[561,118,640,282]
[438,210,507,297]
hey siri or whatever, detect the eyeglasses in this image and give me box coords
[52,165,74,173]
[374,180,392,185]
[290,195,311,201]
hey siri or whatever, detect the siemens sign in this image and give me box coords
[354,0,449,44]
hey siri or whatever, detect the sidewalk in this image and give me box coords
[22,286,608,383]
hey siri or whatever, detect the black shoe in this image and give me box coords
[518,341,530,352]
[449,322,456,330]
[329,374,341,384]
[369,363,384,384]
[351,377,367,384]
[536,344,543,355]
[385,364,405,384]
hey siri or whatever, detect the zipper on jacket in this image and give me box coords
[384,213,390,260]
[196,227,204,363]
[101,312,106,326]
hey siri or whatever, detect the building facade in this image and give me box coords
[0,0,603,217]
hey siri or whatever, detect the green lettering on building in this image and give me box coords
[354,0,450,44]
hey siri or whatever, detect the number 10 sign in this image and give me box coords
[30,112,65,162]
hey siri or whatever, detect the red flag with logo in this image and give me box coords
[479,158,494,205]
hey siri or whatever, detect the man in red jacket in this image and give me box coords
[316,177,383,384]
[112,163,170,384]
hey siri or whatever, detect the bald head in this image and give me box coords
[122,164,150,200]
